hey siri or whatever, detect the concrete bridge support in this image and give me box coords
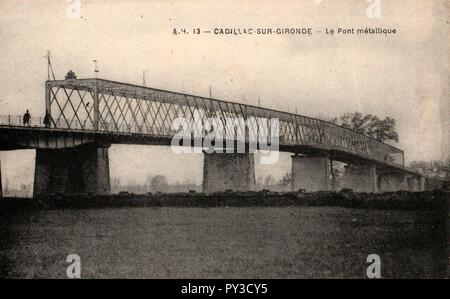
[33,143,110,197]
[425,178,445,191]
[377,169,408,192]
[203,152,255,193]
[419,176,426,192]
[342,164,378,193]
[291,155,333,191]
[406,176,421,192]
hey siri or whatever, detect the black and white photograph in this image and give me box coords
[0,0,448,284]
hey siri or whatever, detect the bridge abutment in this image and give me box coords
[342,164,378,193]
[33,143,110,197]
[291,155,333,192]
[203,152,255,193]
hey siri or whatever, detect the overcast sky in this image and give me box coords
[0,0,448,189]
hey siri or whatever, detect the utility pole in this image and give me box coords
[209,86,212,98]
[47,51,50,80]
[45,50,56,80]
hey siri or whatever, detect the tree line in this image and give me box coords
[328,112,399,142]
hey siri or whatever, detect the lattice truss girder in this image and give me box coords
[49,86,95,129]
[46,79,404,165]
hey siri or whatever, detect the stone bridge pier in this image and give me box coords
[203,152,255,193]
[341,164,378,193]
[377,168,409,192]
[377,169,425,193]
[406,176,424,192]
[291,154,333,192]
[33,143,111,197]
[342,164,426,193]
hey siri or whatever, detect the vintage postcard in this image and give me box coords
[0,0,448,283]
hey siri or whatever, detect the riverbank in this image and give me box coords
[0,190,448,211]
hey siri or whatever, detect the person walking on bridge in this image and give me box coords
[43,110,52,128]
[23,110,31,126]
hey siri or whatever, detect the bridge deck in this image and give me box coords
[0,124,421,178]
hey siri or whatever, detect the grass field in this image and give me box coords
[0,203,446,278]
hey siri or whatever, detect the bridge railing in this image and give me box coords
[0,114,178,135]
[276,116,404,166]
[0,115,88,130]
[0,115,45,128]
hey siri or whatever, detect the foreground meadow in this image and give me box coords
[0,203,446,278]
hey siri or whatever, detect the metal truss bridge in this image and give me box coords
[1,78,447,195]
[0,78,405,168]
